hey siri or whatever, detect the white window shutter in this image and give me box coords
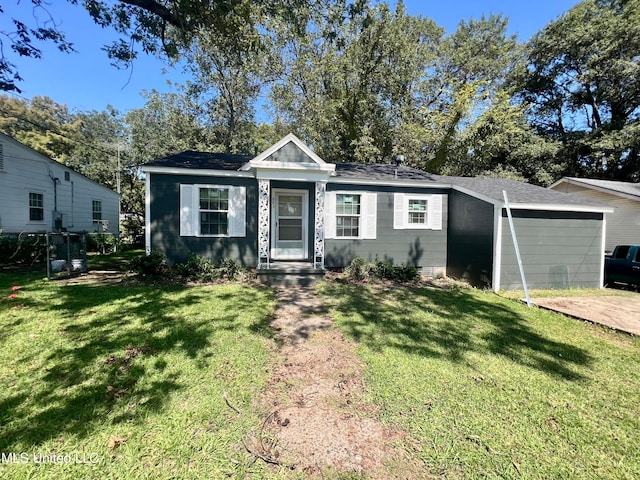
[324,191,336,239]
[362,192,377,239]
[393,193,405,230]
[180,184,196,236]
[228,186,246,237]
[429,194,443,230]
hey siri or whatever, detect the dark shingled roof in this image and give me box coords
[143,151,608,209]
[334,163,444,182]
[144,151,252,170]
[443,176,606,207]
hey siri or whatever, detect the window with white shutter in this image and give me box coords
[179,184,246,237]
[325,191,377,239]
[393,193,442,230]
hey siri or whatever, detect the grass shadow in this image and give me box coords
[320,282,593,381]
[0,277,275,451]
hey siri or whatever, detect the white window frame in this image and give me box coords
[394,193,442,230]
[325,190,377,240]
[28,191,45,223]
[92,200,103,223]
[198,186,230,237]
[335,193,362,239]
[180,184,246,238]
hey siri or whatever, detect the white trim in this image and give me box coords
[180,184,247,238]
[271,188,309,260]
[241,133,328,169]
[141,166,254,177]
[599,213,606,289]
[145,174,151,254]
[254,167,334,182]
[505,202,613,213]
[492,206,503,292]
[330,177,451,189]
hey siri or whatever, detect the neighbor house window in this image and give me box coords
[336,193,361,237]
[199,187,229,236]
[29,192,44,221]
[92,200,102,222]
[408,198,428,225]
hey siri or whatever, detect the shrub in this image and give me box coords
[344,257,421,283]
[175,254,244,282]
[176,253,218,282]
[344,257,375,282]
[87,233,120,254]
[130,252,167,277]
[0,233,47,266]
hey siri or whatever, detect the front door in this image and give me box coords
[271,190,308,260]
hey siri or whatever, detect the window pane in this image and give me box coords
[336,194,361,215]
[200,211,228,235]
[29,193,44,221]
[336,216,359,237]
[92,200,102,221]
[408,199,428,224]
[200,188,228,211]
[278,195,303,217]
[279,218,302,240]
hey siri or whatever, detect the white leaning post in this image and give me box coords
[258,179,270,269]
[503,190,531,307]
[314,181,326,269]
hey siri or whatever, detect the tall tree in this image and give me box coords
[1,0,316,93]
[513,0,640,180]
[270,1,442,163]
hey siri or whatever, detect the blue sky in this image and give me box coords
[2,0,579,116]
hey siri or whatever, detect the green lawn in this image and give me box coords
[2,265,639,479]
[0,271,278,479]
[318,282,640,479]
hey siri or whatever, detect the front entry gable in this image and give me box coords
[240,133,335,181]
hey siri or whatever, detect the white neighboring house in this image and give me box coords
[550,177,640,253]
[0,133,120,234]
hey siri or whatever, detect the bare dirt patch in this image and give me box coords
[532,295,640,336]
[257,287,425,478]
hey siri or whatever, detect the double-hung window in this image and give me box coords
[29,192,44,222]
[394,193,442,230]
[180,184,246,238]
[92,200,102,222]
[325,191,377,240]
[336,194,361,238]
[199,187,229,236]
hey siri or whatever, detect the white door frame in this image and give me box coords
[271,188,309,260]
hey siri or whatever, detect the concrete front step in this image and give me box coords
[257,262,325,286]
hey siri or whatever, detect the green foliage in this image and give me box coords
[344,257,420,283]
[175,253,243,282]
[0,233,47,266]
[86,233,120,255]
[130,252,168,277]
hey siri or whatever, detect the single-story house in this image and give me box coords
[0,133,120,234]
[549,177,640,253]
[142,134,612,290]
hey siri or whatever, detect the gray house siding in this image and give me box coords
[500,210,603,290]
[447,190,494,286]
[325,184,448,273]
[271,180,315,260]
[150,174,258,266]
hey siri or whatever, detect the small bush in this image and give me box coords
[344,257,421,283]
[175,254,244,282]
[130,252,167,277]
[176,253,218,282]
[344,257,375,282]
[0,233,47,266]
[87,233,120,254]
